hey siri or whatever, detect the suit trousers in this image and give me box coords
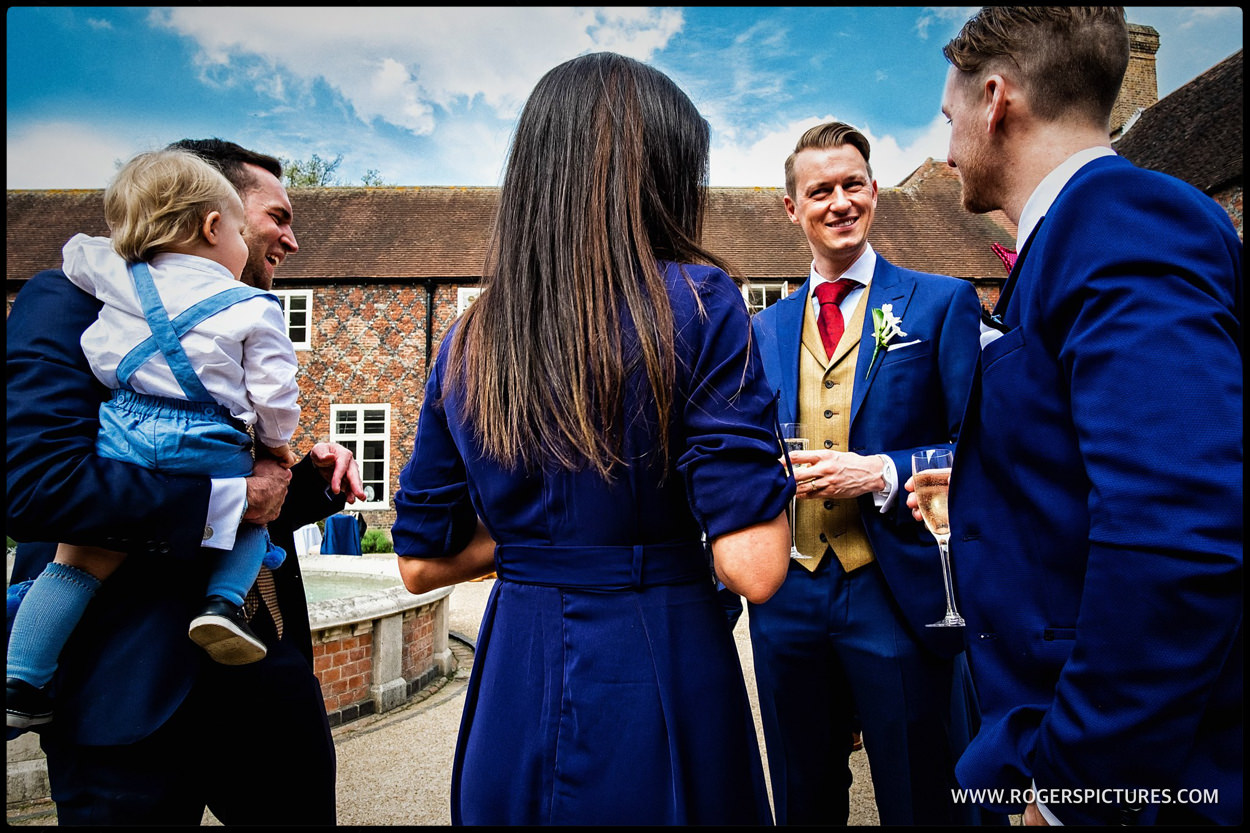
[40,633,336,825]
[748,557,971,825]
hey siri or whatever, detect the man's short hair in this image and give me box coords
[105,148,241,263]
[784,121,873,199]
[943,7,1129,125]
[166,138,284,197]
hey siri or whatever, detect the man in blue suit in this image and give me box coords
[746,121,985,824]
[929,7,1242,825]
[6,139,365,824]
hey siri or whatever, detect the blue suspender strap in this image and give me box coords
[116,268,273,399]
[123,261,214,402]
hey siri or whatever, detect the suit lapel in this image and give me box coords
[992,217,1044,324]
[851,260,913,425]
[770,278,810,425]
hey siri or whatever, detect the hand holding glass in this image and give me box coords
[780,423,812,561]
[912,449,965,628]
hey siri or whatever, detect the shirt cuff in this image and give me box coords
[206,477,246,550]
[873,454,897,512]
[1033,780,1064,825]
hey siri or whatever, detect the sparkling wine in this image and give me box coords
[784,437,809,454]
[783,436,810,558]
[913,468,951,540]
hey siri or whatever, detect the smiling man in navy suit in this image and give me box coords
[744,120,986,825]
[6,139,365,825]
[923,7,1243,825]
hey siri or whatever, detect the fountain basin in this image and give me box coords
[300,554,455,726]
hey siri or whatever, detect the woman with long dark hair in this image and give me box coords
[393,51,792,825]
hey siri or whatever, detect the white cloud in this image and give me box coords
[1172,6,1242,28]
[6,122,160,189]
[710,116,829,188]
[914,7,978,40]
[150,7,684,136]
[709,112,951,188]
[863,114,952,188]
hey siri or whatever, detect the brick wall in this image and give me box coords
[286,281,472,536]
[1212,185,1244,240]
[310,601,443,721]
[402,606,435,680]
[312,621,375,715]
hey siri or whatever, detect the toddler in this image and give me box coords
[7,149,301,729]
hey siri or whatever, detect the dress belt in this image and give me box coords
[493,541,710,590]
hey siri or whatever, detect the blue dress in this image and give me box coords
[393,262,792,825]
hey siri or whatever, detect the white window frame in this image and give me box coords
[743,281,789,314]
[457,286,482,315]
[272,289,313,350]
[329,403,391,510]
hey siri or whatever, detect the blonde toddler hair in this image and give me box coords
[104,148,242,263]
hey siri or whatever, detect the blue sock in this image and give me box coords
[205,524,267,608]
[7,562,102,689]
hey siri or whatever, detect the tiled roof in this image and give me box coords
[281,186,495,279]
[8,176,1015,285]
[7,190,112,283]
[1114,49,1243,193]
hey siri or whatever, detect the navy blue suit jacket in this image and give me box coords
[750,254,982,656]
[6,269,345,745]
[950,155,1243,824]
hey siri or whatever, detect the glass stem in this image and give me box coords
[938,539,960,617]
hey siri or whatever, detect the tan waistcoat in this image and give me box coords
[794,295,875,573]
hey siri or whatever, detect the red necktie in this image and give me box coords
[814,278,858,359]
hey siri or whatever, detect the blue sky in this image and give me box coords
[7,6,1243,190]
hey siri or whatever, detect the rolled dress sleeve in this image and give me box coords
[392,332,478,559]
[674,265,794,539]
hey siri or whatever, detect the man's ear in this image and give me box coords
[201,210,223,245]
[783,195,799,225]
[984,74,1008,135]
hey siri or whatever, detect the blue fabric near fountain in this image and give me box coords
[321,514,362,556]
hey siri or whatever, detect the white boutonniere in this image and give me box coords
[865,304,907,378]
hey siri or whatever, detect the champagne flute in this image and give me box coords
[912,449,965,628]
[780,423,812,561]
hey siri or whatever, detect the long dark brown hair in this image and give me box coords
[446,51,730,478]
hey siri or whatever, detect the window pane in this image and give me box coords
[330,406,389,506]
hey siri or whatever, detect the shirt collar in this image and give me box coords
[149,250,239,282]
[807,242,875,303]
[1016,146,1117,250]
